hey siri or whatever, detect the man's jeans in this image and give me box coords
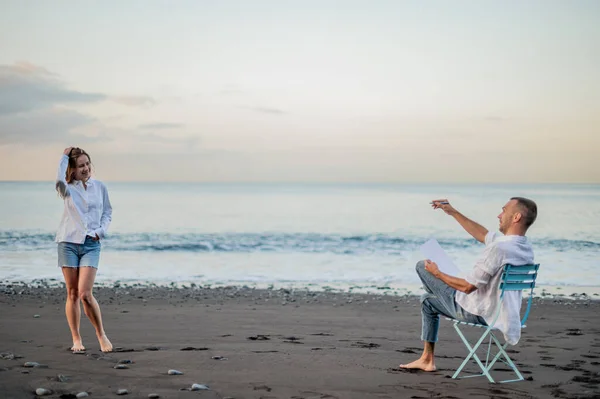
[416,260,487,342]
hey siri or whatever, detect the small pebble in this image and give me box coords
[118,359,133,364]
[21,370,30,374]
[148,394,160,399]
[24,361,40,368]
[116,389,129,395]
[35,388,52,396]
[168,369,183,375]
[190,383,210,391]
[114,364,129,369]
[56,374,69,382]
[33,314,40,318]
[76,393,89,398]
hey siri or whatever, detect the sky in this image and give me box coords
[0,0,599,183]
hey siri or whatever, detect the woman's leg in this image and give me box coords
[61,267,84,352]
[78,267,112,352]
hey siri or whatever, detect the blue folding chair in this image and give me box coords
[446,263,540,383]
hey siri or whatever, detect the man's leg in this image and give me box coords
[400,261,460,371]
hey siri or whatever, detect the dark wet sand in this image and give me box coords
[1,284,599,399]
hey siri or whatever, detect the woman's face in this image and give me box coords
[73,154,91,181]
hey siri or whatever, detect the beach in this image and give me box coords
[1,284,599,399]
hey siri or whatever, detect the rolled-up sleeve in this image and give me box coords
[465,233,502,289]
[484,231,497,246]
[95,183,112,238]
[465,265,492,289]
[55,155,70,198]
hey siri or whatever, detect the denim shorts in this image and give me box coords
[57,236,102,268]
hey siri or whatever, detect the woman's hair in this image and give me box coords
[65,147,92,184]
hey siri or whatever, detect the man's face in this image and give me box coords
[498,200,519,234]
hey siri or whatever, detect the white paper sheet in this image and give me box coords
[420,238,461,277]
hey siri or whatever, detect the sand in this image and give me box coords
[1,284,599,399]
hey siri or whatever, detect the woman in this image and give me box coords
[55,147,113,353]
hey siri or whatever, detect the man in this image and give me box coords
[400,197,537,372]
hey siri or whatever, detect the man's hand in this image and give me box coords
[431,199,457,215]
[424,259,441,278]
[63,147,74,156]
[424,259,477,294]
[93,234,100,241]
[430,198,488,244]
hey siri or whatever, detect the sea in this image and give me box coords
[0,182,599,296]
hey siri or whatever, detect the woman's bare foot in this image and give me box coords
[399,358,436,372]
[98,335,113,352]
[71,339,85,352]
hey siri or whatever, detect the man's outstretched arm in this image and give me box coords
[431,199,488,244]
[424,260,478,294]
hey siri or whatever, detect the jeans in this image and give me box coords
[416,260,486,342]
[57,236,101,268]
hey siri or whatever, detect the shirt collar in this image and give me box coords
[74,178,94,187]
[496,234,528,243]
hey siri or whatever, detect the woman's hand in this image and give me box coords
[63,147,74,156]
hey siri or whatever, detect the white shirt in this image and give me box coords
[455,231,534,345]
[55,155,112,244]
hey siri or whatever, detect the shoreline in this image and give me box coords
[2,279,600,301]
[1,284,600,398]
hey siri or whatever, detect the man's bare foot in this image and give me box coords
[71,339,85,352]
[98,335,113,352]
[399,359,436,372]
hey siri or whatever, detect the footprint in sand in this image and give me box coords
[253,384,272,392]
[299,390,339,399]
[351,341,380,349]
[247,335,270,341]
[180,347,209,351]
[566,328,584,336]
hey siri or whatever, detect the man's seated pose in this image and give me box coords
[400,197,537,372]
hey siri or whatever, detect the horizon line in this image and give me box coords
[0,180,599,185]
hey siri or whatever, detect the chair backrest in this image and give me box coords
[499,263,540,326]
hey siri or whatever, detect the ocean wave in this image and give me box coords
[0,231,598,255]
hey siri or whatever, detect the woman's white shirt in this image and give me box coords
[55,155,112,244]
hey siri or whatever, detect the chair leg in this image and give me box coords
[452,323,495,383]
[487,333,524,383]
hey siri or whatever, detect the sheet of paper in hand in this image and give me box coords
[420,238,461,277]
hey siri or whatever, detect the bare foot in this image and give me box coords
[71,339,85,353]
[98,335,113,352]
[399,359,436,372]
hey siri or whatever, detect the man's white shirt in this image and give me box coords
[455,231,535,345]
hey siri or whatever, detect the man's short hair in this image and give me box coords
[511,197,537,229]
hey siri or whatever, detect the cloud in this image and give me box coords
[139,122,184,129]
[0,62,159,146]
[0,108,102,145]
[0,62,155,116]
[111,95,155,107]
[238,105,286,115]
[0,62,106,115]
